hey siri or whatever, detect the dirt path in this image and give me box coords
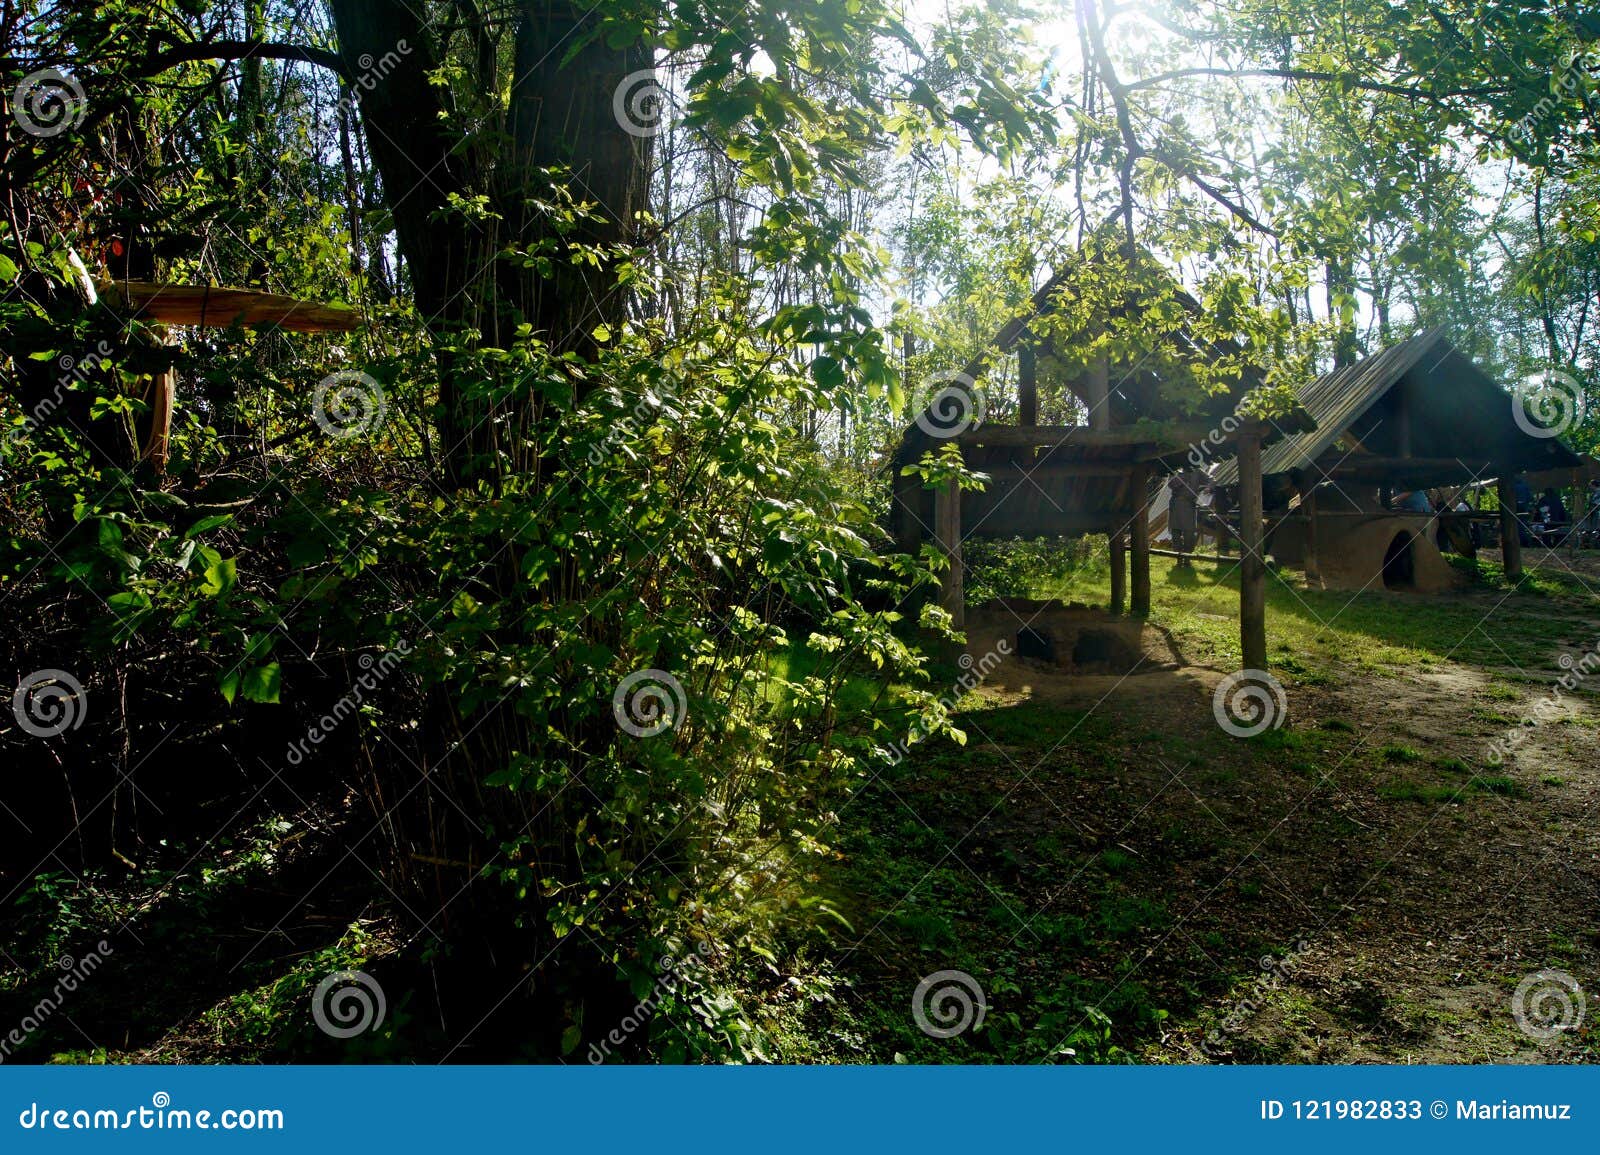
[947,606,1600,1063]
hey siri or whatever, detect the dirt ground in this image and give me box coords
[953,600,1600,1064]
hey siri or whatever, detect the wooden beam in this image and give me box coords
[1130,464,1151,615]
[124,326,176,475]
[1570,469,1584,560]
[1109,530,1127,615]
[957,423,1218,451]
[1087,355,1111,431]
[1497,474,1524,581]
[1303,486,1321,588]
[934,478,965,627]
[103,281,360,332]
[139,364,175,474]
[1238,428,1267,671]
[1018,342,1038,426]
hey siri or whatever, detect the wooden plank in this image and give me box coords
[1088,356,1110,431]
[1018,343,1038,426]
[1303,486,1320,587]
[1130,464,1151,615]
[956,423,1216,450]
[1497,475,1523,581]
[1238,429,1267,670]
[139,364,175,474]
[1109,530,1127,615]
[103,281,360,332]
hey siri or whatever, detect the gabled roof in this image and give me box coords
[1211,328,1582,487]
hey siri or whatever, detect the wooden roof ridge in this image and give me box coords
[100,280,361,333]
[1210,328,1582,486]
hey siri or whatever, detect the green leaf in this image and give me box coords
[239,663,281,704]
[201,557,238,597]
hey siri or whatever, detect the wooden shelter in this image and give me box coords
[99,280,360,472]
[1209,328,1584,585]
[888,260,1308,671]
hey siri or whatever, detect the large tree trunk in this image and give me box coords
[329,0,650,484]
[327,3,654,950]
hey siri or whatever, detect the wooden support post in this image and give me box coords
[1109,530,1127,615]
[1018,342,1038,427]
[934,477,965,628]
[1303,486,1321,588]
[1130,464,1151,616]
[1497,474,1523,581]
[1087,355,1111,431]
[138,329,174,475]
[1569,469,1583,558]
[1238,427,1267,671]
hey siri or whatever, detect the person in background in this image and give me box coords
[1513,473,1535,546]
[1586,478,1600,545]
[1167,466,1207,566]
[1396,488,1433,514]
[1538,486,1569,529]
